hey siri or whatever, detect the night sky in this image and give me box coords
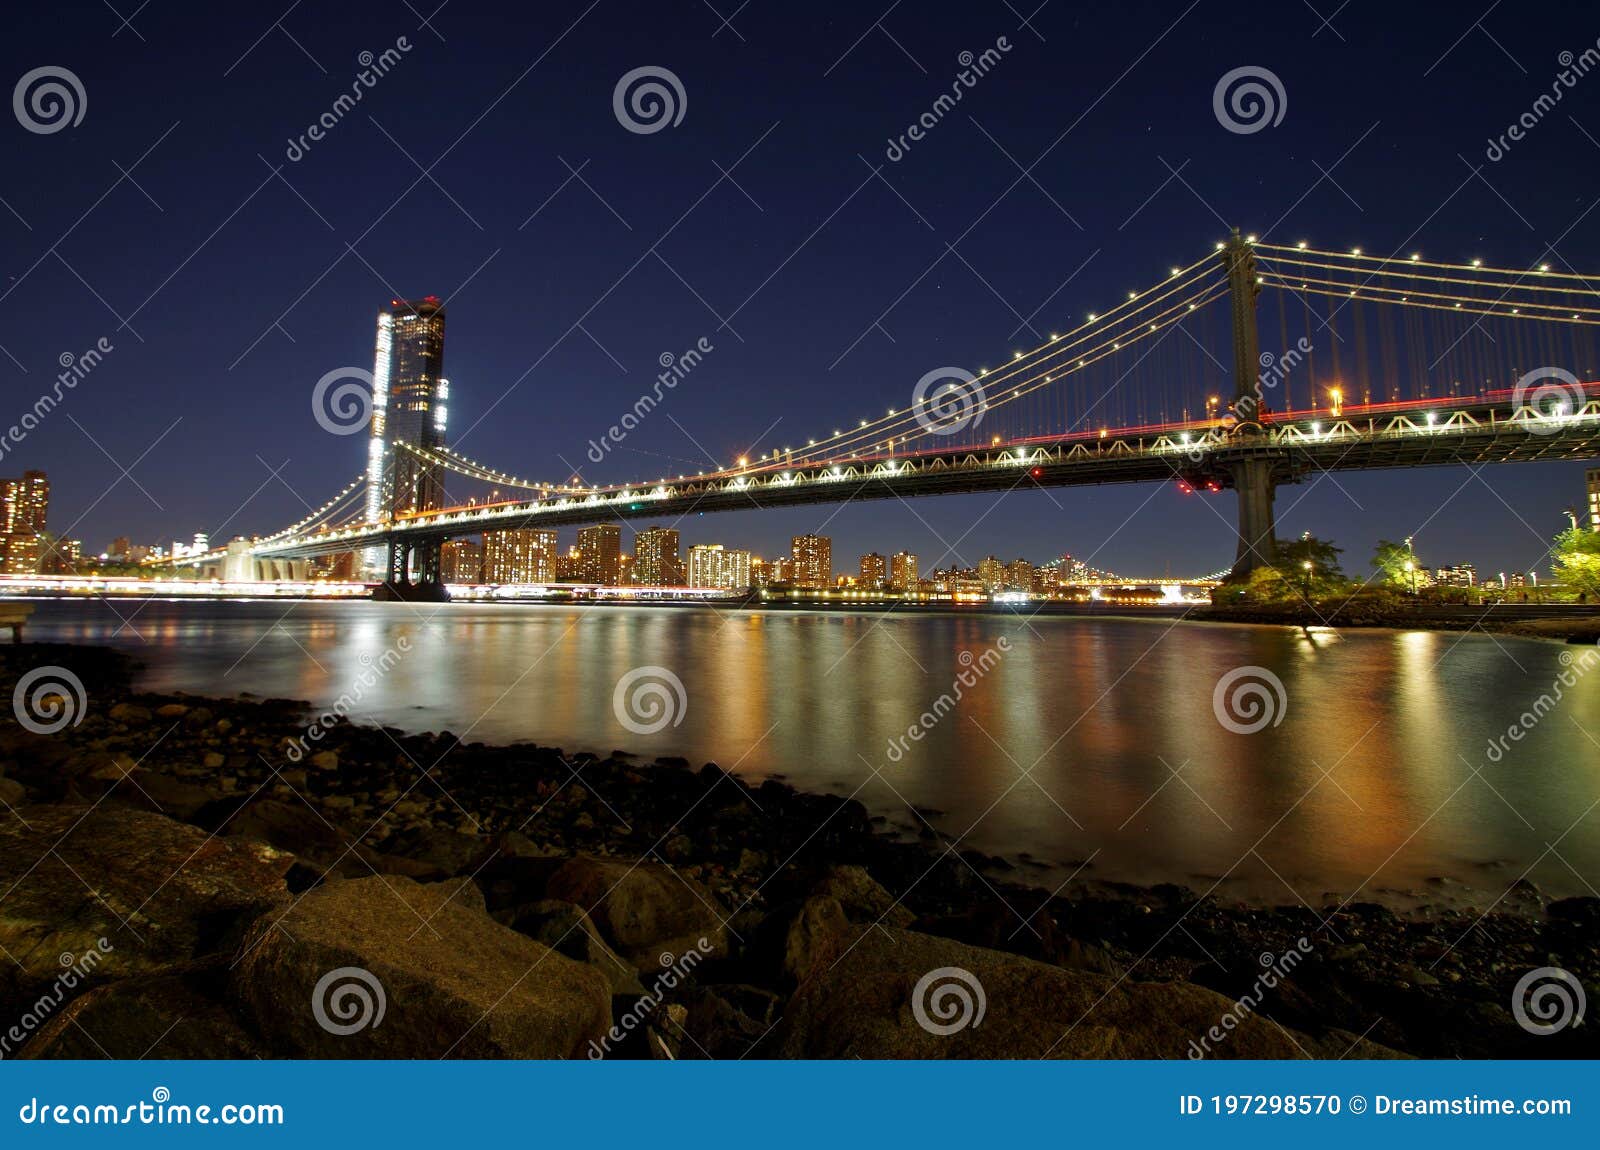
[4,1,1598,579]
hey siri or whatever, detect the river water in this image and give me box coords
[20,598,1600,908]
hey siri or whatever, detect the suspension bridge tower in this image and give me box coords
[1218,231,1289,578]
[366,296,450,601]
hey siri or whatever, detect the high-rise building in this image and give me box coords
[688,544,752,590]
[1433,563,1478,588]
[792,534,831,589]
[483,528,556,583]
[40,537,81,575]
[633,526,681,585]
[890,550,918,591]
[365,298,448,570]
[441,538,484,584]
[688,544,724,589]
[0,470,49,575]
[1587,467,1599,531]
[977,556,1004,591]
[1004,558,1034,592]
[577,524,622,585]
[859,552,887,588]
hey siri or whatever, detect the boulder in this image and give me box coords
[0,776,25,809]
[811,864,915,927]
[749,896,851,987]
[775,926,1401,1059]
[231,876,611,1058]
[497,899,645,995]
[109,770,223,822]
[0,805,291,1016]
[108,702,152,723]
[17,968,262,1059]
[544,856,729,968]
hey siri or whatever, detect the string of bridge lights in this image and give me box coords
[755,253,1228,472]
[1254,270,1600,322]
[255,473,367,541]
[1255,246,1600,324]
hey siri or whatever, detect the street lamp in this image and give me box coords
[1328,386,1343,417]
[1301,560,1314,594]
[1404,558,1416,594]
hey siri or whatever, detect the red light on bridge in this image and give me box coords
[1177,481,1193,495]
[1030,467,1042,477]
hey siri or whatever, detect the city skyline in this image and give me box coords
[3,6,1597,576]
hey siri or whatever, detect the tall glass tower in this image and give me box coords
[365,297,448,574]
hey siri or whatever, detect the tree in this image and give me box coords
[1371,539,1420,590]
[1552,527,1600,598]
[1275,535,1345,594]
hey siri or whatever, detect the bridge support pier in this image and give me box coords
[373,539,450,602]
[1228,456,1279,577]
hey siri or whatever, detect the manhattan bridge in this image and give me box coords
[167,233,1600,599]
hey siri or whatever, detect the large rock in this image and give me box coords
[0,805,291,1016]
[17,969,262,1059]
[749,896,851,987]
[231,875,611,1058]
[776,926,1401,1059]
[810,865,915,927]
[495,899,645,995]
[544,856,729,968]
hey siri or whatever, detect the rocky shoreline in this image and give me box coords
[1,642,1595,1060]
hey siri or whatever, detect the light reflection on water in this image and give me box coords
[24,598,1600,906]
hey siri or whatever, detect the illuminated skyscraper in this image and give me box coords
[577,524,622,585]
[688,544,752,590]
[483,529,556,583]
[365,297,448,573]
[0,470,48,575]
[890,550,918,591]
[1588,467,1599,531]
[441,538,483,584]
[977,556,1003,591]
[792,534,831,589]
[859,552,887,588]
[633,526,681,585]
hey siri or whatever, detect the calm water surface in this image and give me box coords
[23,598,1600,907]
